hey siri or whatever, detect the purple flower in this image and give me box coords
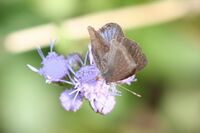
[28,41,138,115]
[74,65,118,114]
[27,40,69,83]
[90,94,116,115]
[60,89,83,112]
[66,53,83,70]
[60,53,121,114]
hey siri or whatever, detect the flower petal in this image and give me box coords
[118,75,137,85]
[75,65,100,83]
[60,89,83,112]
[90,95,116,115]
[67,53,83,69]
[88,44,95,65]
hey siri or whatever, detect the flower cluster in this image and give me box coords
[27,41,136,115]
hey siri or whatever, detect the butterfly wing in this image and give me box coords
[87,23,125,74]
[88,23,147,83]
[103,39,137,82]
[119,37,147,72]
[99,23,124,43]
[87,26,110,73]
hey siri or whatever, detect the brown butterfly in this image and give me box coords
[87,23,147,83]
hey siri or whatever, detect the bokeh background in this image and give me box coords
[0,0,200,133]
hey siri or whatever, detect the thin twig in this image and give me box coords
[3,0,200,53]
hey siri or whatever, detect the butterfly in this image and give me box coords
[87,23,147,83]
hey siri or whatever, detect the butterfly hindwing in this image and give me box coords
[99,23,124,43]
[119,37,147,72]
[103,39,137,82]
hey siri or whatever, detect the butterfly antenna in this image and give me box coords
[118,84,141,97]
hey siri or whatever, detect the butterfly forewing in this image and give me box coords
[87,26,110,72]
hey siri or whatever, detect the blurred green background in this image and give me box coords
[0,0,200,133]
